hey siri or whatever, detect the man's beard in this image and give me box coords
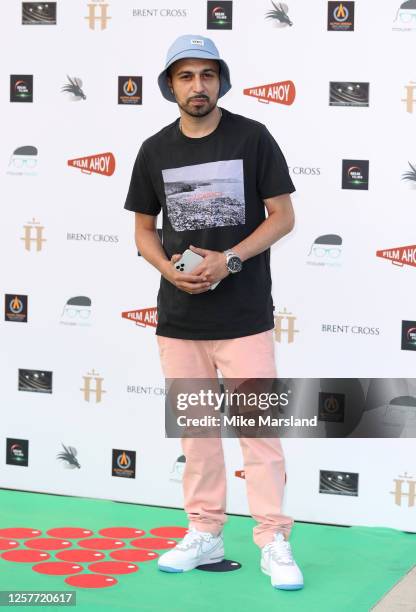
[177,95,218,118]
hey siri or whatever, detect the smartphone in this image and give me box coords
[174,249,221,290]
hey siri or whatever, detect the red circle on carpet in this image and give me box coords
[110,549,158,562]
[131,537,177,549]
[56,550,105,562]
[47,528,93,539]
[88,561,138,575]
[25,538,72,550]
[0,539,19,550]
[98,527,145,538]
[65,574,118,588]
[0,528,41,539]
[32,562,83,575]
[1,550,50,562]
[78,538,125,550]
[149,526,188,538]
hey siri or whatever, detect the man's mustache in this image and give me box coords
[188,95,209,101]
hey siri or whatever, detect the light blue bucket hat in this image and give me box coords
[158,34,232,102]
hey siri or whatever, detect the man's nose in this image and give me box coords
[192,75,205,93]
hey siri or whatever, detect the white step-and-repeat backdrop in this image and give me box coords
[1,0,415,532]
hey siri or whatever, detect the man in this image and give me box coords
[124,34,304,591]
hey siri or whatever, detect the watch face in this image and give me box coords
[228,256,242,272]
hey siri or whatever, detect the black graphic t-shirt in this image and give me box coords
[124,107,295,340]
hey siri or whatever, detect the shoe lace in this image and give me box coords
[265,539,294,565]
[175,530,214,552]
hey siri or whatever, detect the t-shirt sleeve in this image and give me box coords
[124,144,162,215]
[256,125,295,199]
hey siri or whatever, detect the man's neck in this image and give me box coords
[179,106,222,138]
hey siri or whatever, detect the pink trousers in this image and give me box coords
[157,329,294,549]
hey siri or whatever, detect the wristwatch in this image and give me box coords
[224,250,243,274]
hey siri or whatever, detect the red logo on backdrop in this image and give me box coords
[243,80,296,105]
[376,245,416,268]
[67,153,115,176]
[122,307,158,328]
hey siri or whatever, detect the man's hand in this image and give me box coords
[188,245,230,286]
[161,245,230,294]
[161,253,212,294]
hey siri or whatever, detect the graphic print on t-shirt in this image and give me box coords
[161,159,245,231]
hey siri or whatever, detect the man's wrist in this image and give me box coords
[223,249,243,273]
[230,246,245,262]
[158,259,172,276]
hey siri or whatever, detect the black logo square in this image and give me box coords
[401,320,416,351]
[118,76,142,105]
[329,82,369,107]
[328,1,355,31]
[18,369,53,393]
[319,470,359,496]
[318,392,345,422]
[112,449,136,478]
[22,2,57,25]
[10,75,33,102]
[6,438,29,467]
[207,1,233,29]
[5,294,28,322]
[342,159,369,190]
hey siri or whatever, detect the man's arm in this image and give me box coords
[188,193,295,284]
[229,193,294,262]
[134,212,169,274]
[134,213,212,293]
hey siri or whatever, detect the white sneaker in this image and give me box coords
[261,532,304,590]
[158,526,224,573]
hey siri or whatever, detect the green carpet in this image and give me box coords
[0,488,415,611]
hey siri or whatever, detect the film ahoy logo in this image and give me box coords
[68,153,115,176]
[376,245,416,268]
[243,80,296,105]
[122,307,158,328]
